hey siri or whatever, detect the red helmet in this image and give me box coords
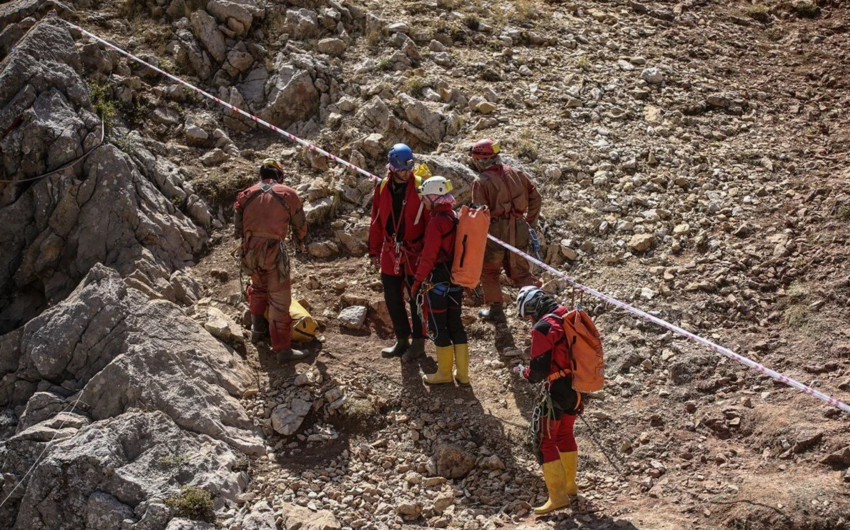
[470,138,501,159]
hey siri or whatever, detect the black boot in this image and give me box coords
[382,336,410,358]
[479,304,506,323]
[251,314,269,343]
[401,338,426,362]
[276,348,308,362]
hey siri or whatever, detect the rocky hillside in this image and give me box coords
[0,0,848,529]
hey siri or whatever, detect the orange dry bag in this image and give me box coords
[547,310,605,393]
[451,205,490,289]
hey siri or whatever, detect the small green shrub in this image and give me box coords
[515,139,538,161]
[792,1,820,18]
[190,170,256,207]
[837,205,850,220]
[403,76,428,97]
[164,486,215,523]
[576,56,591,70]
[377,57,393,71]
[786,281,809,300]
[514,0,537,21]
[89,81,117,129]
[161,455,189,467]
[463,14,480,31]
[746,4,770,22]
[366,29,383,48]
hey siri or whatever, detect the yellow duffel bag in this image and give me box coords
[252,283,318,343]
[289,298,318,343]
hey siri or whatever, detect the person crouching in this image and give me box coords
[410,177,470,385]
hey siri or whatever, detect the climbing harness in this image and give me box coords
[414,278,463,342]
[528,380,557,452]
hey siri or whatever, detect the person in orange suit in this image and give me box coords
[235,159,309,362]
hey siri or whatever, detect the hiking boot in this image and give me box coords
[381,336,410,358]
[276,348,308,362]
[401,338,426,362]
[251,314,269,343]
[479,304,506,323]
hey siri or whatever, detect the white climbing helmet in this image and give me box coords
[516,285,547,319]
[417,176,453,196]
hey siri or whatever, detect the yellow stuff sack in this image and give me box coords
[289,298,318,343]
[252,284,318,343]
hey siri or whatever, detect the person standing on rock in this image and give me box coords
[369,144,431,361]
[235,159,309,362]
[516,286,582,515]
[470,138,542,323]
[409,176,470,385]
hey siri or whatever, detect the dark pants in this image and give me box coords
[381,273,423,339]
[425,266,468,347]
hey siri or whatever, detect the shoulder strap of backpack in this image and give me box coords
[542,313,574,373]
[242,183,292,215]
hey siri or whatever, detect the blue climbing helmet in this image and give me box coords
[387,143,414,170]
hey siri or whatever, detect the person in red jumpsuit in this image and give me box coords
[516,286,582,515]
[369,144,430,361]
[409,176,470,385]
[234,159,309,362]
[470,138,542,323]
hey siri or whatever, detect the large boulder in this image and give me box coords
[416,154,477,205]
[1,411,246,529]
[206,0,263,36]
[0,264,263,454]
[190,11,226,63]
[258,65,319,129]
[169,29,213,80]
[284,8,319,39]
[0,18,208,332]
[398,94,445,145]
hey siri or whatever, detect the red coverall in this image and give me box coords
[234,179,307,351]
[524,305,582,463]
[369,173,430,339]
[472,164,542,305]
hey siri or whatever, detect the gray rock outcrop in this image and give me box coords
[0,18,210,333]
[1,411,246,529]
[0,265,262,454]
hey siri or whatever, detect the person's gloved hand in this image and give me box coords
[370,255,380,271]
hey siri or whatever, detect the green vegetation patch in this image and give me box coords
[164,486,215,523]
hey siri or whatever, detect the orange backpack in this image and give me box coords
[450,205,490,288]
[547,310,605,393]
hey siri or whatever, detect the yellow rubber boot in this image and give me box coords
[534,461,570,515]
[453,343,470,385]
[559,451,579,496]
[423,345,454,385]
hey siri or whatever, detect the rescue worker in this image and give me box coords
[369,144,430,361]
[410,176,470,385]
[234,159,309,362]
[516,286,582,515]
[470,139,542,323]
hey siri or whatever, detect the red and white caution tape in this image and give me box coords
[489,235,850,414]
[63,21,850,414]
[62,21,381,183]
